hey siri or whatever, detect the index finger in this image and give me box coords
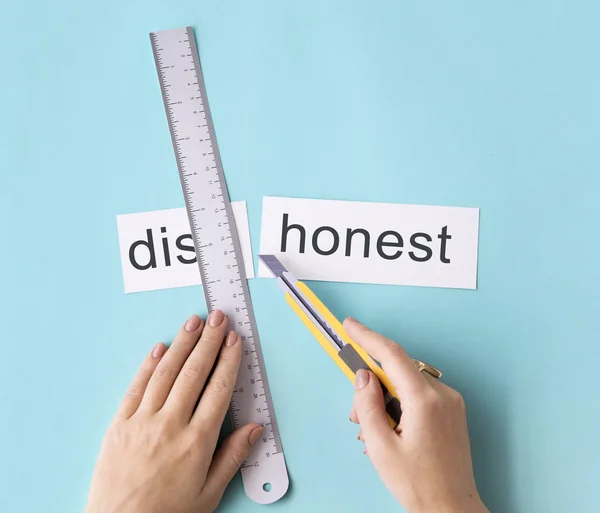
[343,317,427,399]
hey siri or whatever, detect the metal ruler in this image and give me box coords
[150,26,288,505]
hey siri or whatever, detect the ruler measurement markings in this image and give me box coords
[151,28,287,503]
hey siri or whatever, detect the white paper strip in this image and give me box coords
[117,202,254,294]
[258,197,479,290]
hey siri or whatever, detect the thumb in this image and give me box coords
[354,369,397,453]
[203,423,263,500]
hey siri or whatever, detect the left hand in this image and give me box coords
[85,310,263,513]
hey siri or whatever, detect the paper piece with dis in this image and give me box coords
[258,197,479,290]
[117,202,254,293]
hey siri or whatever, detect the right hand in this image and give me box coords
[344,317,489,513]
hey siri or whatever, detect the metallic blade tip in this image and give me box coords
[258,254,287,277]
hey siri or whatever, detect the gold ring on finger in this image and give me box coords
[412,359,443,379]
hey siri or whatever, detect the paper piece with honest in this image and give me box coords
[117,202,254,294]
[258,197,479,290]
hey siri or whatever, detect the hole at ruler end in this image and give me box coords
[263,482,272,492]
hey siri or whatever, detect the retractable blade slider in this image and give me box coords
[260,254,403,427]
[259,255,345,351]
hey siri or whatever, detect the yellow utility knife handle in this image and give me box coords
[285,280,402,428]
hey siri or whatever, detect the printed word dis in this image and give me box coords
[117,203,254,293]
[129,228,195,270]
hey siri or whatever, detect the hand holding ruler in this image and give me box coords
[150,27,288,504]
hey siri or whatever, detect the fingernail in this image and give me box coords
[152,342,166,359]
[248,426,264,445]
[225,331,239,347]
[346,316,358,324]
[357,430,363,441]
[355,369,370,389]
[185,314,202,332]
[208,309,225,327]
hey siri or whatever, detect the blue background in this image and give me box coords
[1,1,599,512]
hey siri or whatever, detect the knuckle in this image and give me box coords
[450,389,466,408]
[126,384,143,397]
[180,433,200,457]
[105,423,125,447]
[153,367,173,381]
[419,388,443,411]
[152,417,177,448]
[200,332,221,347]
[207,378,230,395]
[386,343,405,360]
[182,363,202,381]
[153,427,171,448]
